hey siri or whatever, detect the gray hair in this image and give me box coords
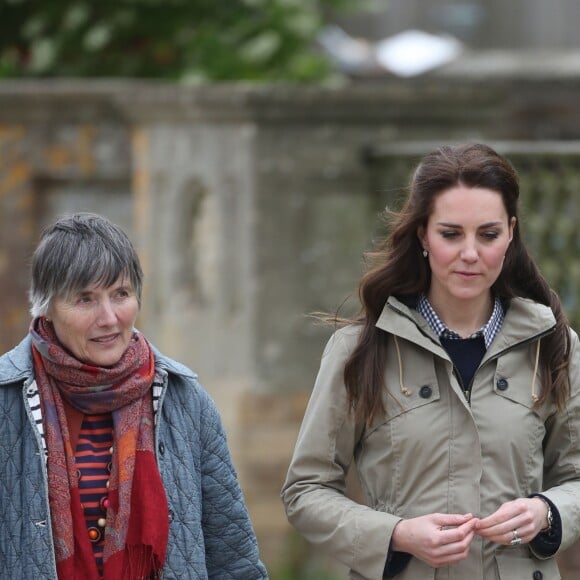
[29,213,143,318]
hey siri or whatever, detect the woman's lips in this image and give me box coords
[91,334,119,343]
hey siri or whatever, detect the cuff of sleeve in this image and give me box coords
[528,493,562,558]
[383,545,412,578]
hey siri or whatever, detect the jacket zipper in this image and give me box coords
[452,366,471,405]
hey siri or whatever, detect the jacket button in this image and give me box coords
[532,571,543,580]
[419,385,432,399]
[496,378,509,391]
[158,441,165,455]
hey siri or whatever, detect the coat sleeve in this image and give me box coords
[281,329,400,579]
[199,390,269,579]
[541,329,580,554]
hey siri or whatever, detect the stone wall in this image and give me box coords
[2,54,580,575]
[0,87,133,354]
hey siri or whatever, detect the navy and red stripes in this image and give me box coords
[75,413,113,575]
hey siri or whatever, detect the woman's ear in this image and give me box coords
[508,217,516,243]
[417,227,427,252]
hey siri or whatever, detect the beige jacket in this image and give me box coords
[282,296,580,579]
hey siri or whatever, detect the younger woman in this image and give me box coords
[282,143,580,579]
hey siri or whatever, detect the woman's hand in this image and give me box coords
[475,498,549,545]
[391,513,477,568]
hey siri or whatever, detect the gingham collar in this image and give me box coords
[417,293,504,349]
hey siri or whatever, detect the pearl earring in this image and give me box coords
[422,249,428,258]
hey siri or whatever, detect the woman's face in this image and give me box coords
[47,277,139,367]
[419,185,515,309]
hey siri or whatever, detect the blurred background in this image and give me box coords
[1,1,580,577]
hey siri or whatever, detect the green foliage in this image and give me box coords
[0,0,353,81]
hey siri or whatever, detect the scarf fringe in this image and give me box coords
[124,545,164,580]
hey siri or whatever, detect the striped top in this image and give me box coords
[27,378,163,467]
[26,378,164,575]
[75,413,113,576]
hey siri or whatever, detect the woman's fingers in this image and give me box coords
[475,498,546,544]
[394,513,477,568]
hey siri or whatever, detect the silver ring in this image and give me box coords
[510,529,522,546]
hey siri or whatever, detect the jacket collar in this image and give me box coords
[485,297,556,359]
[376,295,556,357]
[0,335,34,386]
[376,296,444,356]
[150,342,197,380]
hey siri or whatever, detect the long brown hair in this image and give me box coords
[345,143,571,425]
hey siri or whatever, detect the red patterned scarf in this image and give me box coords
[31,317,169,580]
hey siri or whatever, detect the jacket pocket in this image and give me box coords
[364,380,442,439]
[493,348,554,421]
[495,549,560,579]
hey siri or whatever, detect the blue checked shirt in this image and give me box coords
[416,293,504,348]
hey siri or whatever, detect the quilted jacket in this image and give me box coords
[0,334,268,579]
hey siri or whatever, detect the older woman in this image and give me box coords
[0,213,268,579]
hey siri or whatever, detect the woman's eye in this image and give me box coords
[482,231,499,240]
[115,289,130,299]
[77,296,92,304]
[441,231,459,239]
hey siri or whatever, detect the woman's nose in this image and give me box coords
[96,299,117,325]
[460,241,478,262]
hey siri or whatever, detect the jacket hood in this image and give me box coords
[377,296,556,352]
